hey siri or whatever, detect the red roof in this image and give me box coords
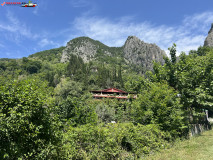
[101,88,127,93]
[91,88,128,93]
[93,95,128,99]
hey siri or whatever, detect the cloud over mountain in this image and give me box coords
[72,11,213,55]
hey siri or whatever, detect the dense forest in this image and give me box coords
[0,43,212,159]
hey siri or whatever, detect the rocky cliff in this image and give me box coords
[61,37,119,63]
[123,36,166,70]
[61,36,166,70]
[204,23,213,47]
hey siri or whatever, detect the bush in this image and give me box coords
[62,123,169,159]
[0,78,61,159]
[131,82,186,138]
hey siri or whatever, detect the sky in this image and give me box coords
[1,0,213,58]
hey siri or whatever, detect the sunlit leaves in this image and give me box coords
[0,78,60,159]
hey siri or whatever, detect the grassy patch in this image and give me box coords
[144,129,213,160]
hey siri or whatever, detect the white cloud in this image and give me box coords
[0,11,38,43]
[38,38,59,47]
[0,11,60,49]
[183,12,213,33]
[72,11,213,56]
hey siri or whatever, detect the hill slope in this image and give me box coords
[61,36,166,71]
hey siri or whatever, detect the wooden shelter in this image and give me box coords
[90,88,137,100]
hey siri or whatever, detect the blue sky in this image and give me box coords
[1,0,213,58]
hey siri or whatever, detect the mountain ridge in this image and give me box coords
[61,36,166,71]
[61,37,123,63]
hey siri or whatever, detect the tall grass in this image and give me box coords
[144,129,213,160]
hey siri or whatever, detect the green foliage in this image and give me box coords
[54,77,97,125]
[92,98,132,124]
[57,96,97,126]
[1,41,212,159]
[124,74,147,93]
[151,45,213,125]
[54,77,83,100]
[29,46,65,62]
[197,46,212,56]
[62,123,169,159]
[0,61,6,71]
[23,60,42,74]
[39,62,66,87]
[95,102,116,123]
[131,82,186,137]
[176,49,213,113]
[0,78,61,159]
[168,43,177,64]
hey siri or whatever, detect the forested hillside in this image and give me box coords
[0,37,212,159]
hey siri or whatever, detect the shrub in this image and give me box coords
[62,123,169,159]
[0,78,60,159]
[131,82,186,138]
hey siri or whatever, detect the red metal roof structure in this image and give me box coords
[91,88,128,94]
[90,88,136,100]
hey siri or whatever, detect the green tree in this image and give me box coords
[58,96,97,125]
[0,61,6,71]
[131,82,186,137]
[118,64,124,87]
[54,77,83,100]
[124,74,147,93]
[151,45,213,125]
[169,43,177,64]
[0,78,60,159]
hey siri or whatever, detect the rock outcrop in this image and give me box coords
[61,37,100,63]
[123,36,166,70]
[61,37,123,63]
[61,36,166,71]
[204,23,213,47]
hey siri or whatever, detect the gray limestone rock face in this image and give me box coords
[61,37,98,63]
[123,36,166,70]
[204,23,213,47]
[60,36,166,72]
